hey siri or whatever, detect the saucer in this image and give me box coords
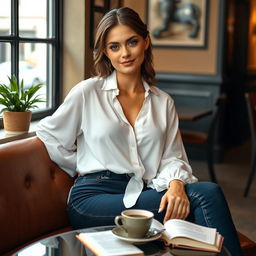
[111,226,162,244]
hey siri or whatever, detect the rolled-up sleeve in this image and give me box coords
[152,98,198,191]
[36,84,84,177]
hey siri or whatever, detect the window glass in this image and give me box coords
[19,0,47,38]
[0,0,11,36]
[19,42,47,109]
[0,43,11,85]
[0,0,60,122]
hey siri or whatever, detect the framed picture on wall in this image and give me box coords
[146,0,209,48]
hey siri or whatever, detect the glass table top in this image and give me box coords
[14,226,231,256]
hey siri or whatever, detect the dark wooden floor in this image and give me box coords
[190,140,256,242]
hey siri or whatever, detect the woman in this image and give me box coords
[37,7,242,255]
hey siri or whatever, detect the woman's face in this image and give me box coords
[104,24,149,77]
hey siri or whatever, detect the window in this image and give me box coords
[0,0,62,123]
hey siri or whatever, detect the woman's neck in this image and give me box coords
[116,71,144,94]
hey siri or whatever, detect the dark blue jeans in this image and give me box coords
[67,171,243,256]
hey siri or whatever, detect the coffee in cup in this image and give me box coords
[114,209,154,238]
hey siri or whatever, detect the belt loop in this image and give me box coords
[100,170,111,179]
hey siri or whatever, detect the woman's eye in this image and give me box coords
[128,39,138,46]
[109,45,119,51]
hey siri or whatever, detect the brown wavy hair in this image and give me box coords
[93,7,156,86]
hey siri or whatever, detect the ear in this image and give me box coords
[144,36,150,50]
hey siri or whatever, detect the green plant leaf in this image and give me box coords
[0,75,45,112]
[20,79,24,95]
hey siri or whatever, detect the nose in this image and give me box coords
[121,46,130,59]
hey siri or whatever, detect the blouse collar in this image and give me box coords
[101,71,158,96]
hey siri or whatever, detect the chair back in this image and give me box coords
[202,94,226,150]
[0,137,74,255]
[245,92,256,140]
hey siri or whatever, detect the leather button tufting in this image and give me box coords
[50,169,56,179]
[24,175,32,188]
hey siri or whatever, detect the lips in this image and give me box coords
[121,60,134,66]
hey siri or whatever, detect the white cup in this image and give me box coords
[114,209,154,238]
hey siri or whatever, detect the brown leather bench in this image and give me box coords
[0,137,255,255]
[0,137,73,255]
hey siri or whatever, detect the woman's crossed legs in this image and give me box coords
[67,172,242,256]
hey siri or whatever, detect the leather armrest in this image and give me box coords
[0,137,74,255]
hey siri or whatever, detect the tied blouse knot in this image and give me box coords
[36,71,197,208]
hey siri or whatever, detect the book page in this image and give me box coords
[151,218,165,230]
[164,219,216,244]
[77,230,144,256]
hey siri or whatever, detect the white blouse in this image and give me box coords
[36,71,197,208]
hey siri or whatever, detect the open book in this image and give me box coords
[76,230,144,256]
[152,219,224,253]
[76,219,223,255]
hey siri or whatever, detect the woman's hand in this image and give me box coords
[158,180,190,223]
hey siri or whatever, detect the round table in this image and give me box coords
[16,226,231,256]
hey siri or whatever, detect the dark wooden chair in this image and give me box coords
[244,91,256,197]
[180,95,226,183]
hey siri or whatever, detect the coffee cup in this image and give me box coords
[114,209,154,238]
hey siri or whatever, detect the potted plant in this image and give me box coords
[0,75,44,135]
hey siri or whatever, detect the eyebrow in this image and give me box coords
[106,35,138,45]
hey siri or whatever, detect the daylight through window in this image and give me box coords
[0,0,61,120]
